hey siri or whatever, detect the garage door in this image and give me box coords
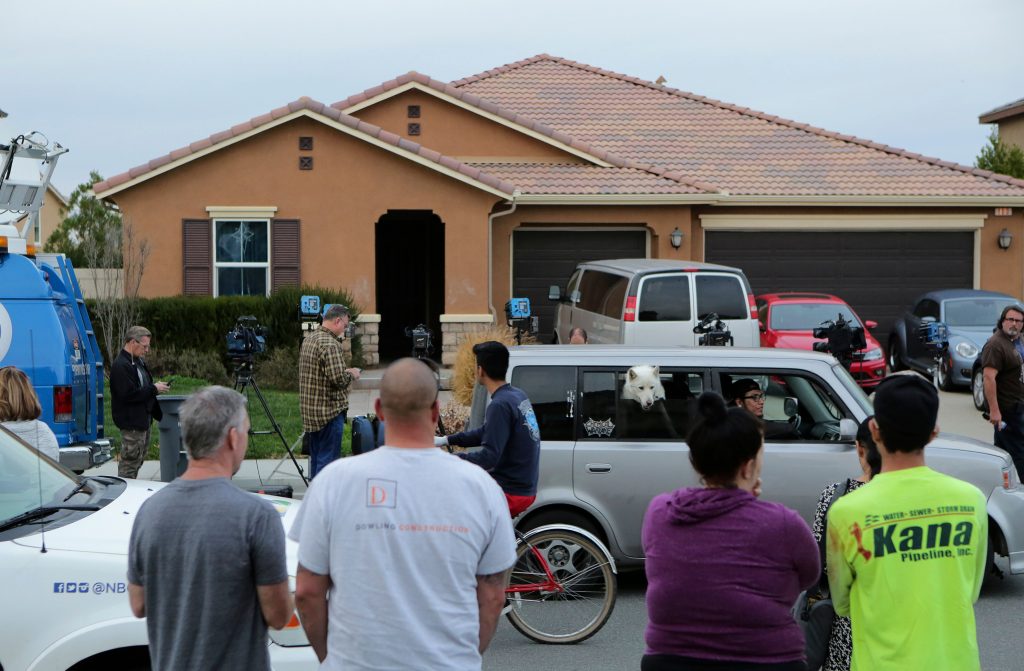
[513,229,647,337]
[705,231,973,335]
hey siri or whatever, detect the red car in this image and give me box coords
[756,292,886,389]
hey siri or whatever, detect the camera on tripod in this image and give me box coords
[505,298,538,345]
[693,313,733,346]
[226,316,268,362]
[917,320,950,355]
[812,314,866,367]
[405,324,434,358]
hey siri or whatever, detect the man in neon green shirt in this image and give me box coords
[826,374,987,671]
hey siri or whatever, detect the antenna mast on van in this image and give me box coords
[0,126,68,240]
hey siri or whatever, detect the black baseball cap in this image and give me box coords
[873,374,938,448]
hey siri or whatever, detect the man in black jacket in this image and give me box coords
[111,326,170,478]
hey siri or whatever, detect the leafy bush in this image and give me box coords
[144,346,231,386]
[255,346,300,391]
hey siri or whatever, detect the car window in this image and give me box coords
[719,370,855,441]
[769,303,861,330]
[943,298,1014,327]
[511,366,575,441]
[695,275,746,319]
[579,367,704,440]
[578,271,627,315]
[913,299,940,320]
[638,275,691,321]
[0,426,78,523]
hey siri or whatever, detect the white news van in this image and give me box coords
[0,427,316,671]
[549,259,760,347]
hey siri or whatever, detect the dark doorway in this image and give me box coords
[375,210,445,362]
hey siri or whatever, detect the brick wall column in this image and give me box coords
[355,314,381,366]
[440,314,495,365]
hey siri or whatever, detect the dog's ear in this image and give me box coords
[652,365,660,376]
[628,368,637,381]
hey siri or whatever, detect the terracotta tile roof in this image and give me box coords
[453,54,1024,197]
[467,163,707,195]
[979,96,1024,124]
[92,97,519,197]
[332,71,719,193]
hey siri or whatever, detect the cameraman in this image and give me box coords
[299,304,361,478]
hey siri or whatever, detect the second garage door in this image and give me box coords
[513,229,647,338]
[705,230,974,335]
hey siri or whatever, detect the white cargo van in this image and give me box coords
[548,259,759,346]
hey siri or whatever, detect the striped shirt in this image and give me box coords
[299,328,353,432]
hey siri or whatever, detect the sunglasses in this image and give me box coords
[743,393,766,402]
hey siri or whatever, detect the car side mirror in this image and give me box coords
[548,285,563,301]
[865,320,877,330]
[838,418,858,441]
[783,396,798,418]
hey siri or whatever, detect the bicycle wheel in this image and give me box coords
[505,527,616,644]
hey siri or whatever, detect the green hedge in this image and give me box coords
[87,284,363,372]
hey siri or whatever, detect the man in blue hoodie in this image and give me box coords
[436,341,541,517]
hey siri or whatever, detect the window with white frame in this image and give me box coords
[214,219,269,296]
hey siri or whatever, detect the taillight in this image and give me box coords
[624,296,637,322]
[54,386,73,423]
[748,293,757,319]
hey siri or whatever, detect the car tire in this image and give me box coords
[937,357,954,391]
[972,367,988,411]
[887,337,905,372]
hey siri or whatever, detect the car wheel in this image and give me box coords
[887,337,905,372]
[937,357,954,391]
[972,367,987,411]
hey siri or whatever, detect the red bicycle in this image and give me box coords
[504,523,617,644]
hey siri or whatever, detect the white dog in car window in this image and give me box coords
[621,365,666,411]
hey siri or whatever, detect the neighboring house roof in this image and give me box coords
[92,97,519,199]
[979,97,1024,124]
[453,54,1024,198]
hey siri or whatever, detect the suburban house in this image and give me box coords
[14,183,67,246]
[980,96,1024,152]
[94,54,1024,364]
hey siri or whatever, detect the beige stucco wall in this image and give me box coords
[997,117,1024,153]
[353,90,586,162]
[107,116,502,314]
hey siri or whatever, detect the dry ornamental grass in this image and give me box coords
[451,326,536,405]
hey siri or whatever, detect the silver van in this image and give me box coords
[496,345,1024,574]
[548,259,759,347]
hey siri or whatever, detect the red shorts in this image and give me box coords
[505,493,536,518]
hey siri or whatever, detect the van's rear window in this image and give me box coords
[695,275,746,319]
[638,275,691,321]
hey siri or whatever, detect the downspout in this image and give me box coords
[487,190,520,322]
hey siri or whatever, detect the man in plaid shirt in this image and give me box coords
[300,304,361,478]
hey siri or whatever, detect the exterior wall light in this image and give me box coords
[998,228,1013,250]
[669,227,683,249]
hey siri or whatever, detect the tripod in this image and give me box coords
[233,359,309,486]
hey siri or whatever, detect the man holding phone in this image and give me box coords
[111,325,170,479]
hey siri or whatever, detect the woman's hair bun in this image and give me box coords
[696,391,729,423]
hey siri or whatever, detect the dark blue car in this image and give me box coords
[888,289,1019,390]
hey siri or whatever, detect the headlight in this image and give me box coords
[955,341,979,358]
[862,347,883,361]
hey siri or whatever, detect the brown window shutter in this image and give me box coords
[271,219,300,291]
[182,219,212,295]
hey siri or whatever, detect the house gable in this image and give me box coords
[351,88,588,164]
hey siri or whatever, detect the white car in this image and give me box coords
[0,426,317,671]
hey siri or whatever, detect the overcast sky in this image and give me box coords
[4,0,1023,198]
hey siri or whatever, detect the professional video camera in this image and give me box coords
[917,319,950,388]
[226,316,268,362]
[812,314,866,369]
[405,324,434,359]
[505,298,538,345]
[693,313,733,346]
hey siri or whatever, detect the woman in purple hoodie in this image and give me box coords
[641,392,820,671]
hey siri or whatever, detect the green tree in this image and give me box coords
[975,130,1024,180]
[44,170,123,267]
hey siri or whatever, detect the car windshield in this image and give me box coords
[770,303,861,331]
[943,298,1015,327]
[831,363,873,416]
[0,426,79,524]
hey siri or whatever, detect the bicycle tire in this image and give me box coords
[505,527,616,644]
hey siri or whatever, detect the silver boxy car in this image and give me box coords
[493,345,1024,574]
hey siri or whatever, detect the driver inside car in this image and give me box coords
[730,378,802,440]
